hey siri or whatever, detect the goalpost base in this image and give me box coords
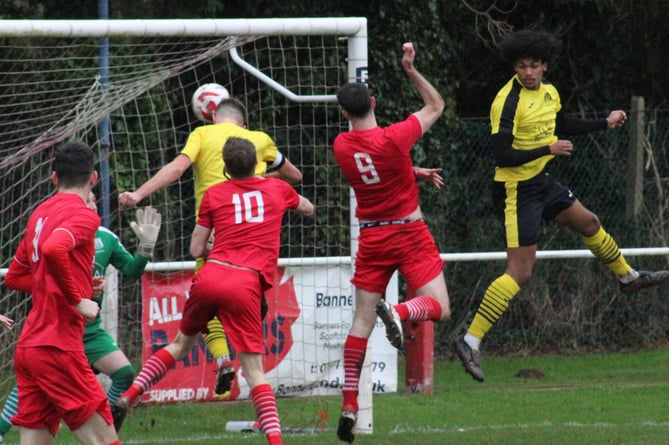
[404,289,434,394]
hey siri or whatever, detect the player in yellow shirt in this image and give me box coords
[452,30,669,383]
[119,98,301,214]
[118,97,302,400]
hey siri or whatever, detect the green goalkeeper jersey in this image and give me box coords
[86,226,149,332]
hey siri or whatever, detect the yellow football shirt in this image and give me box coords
[180,122,279,212]
[490,75,561,182]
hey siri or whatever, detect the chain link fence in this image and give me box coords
[423,108,669,356]
[2,108,668,374]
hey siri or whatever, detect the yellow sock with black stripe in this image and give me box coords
[468,273,520,341]
[582,226,632,278]
[205,317,231,359]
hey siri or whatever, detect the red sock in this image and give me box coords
[127,347,175,404]
[252,383,281,436]
[396,296,442,321]
[107,441,122,445]
[266,431,283,445]
[122,383,143,405]
[342,335,367,412]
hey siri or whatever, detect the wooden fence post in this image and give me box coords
[626,96,645,218]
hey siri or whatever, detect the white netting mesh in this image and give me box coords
[0,29,360,418]
[0,36,259,170]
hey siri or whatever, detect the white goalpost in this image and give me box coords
[0,16,393,435]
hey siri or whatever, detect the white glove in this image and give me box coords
[130,206,162,257]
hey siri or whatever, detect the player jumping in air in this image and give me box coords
[333,42,452,443]
[452,29,669,383]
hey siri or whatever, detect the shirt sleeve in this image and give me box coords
[5,231,32,292]
[180,128,203,163]
[109,235,150,278]
[385,114,423,154]
[196,190,213,229]
[555,112,607,135]
[41,229,84,305]
[5,257,32,293]
[267,150,286,170]
[280,181,301,209]
[256,131,279,163]
[46,208,99,305]
[491,132,551,167]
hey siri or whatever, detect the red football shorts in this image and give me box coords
[183,262,264,354]
[13,346,112,435]
[352,220,444,293]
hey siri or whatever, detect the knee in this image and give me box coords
[439,306,451,322]
[583,213,601,236]
[507,264,533,286]
[110,364,135,385]
[437,298,451,322]
[514,271,532,286]
[350,312,377,338]
[170,335,196,359]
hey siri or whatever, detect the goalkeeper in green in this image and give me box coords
[0,192,161,440]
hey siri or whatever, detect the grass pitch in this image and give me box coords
[3,349,669,444]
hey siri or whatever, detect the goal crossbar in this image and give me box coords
[0,18,367,37]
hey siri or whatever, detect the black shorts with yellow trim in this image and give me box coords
[492,172,576,248]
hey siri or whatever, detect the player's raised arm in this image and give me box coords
[119,154,192,208]
[402,42,444,134]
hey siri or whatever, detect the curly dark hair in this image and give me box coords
[499,30,562,64]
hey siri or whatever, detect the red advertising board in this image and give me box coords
[139,267,300,403]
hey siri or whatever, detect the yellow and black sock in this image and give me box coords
[468,273,520,340]
[582,226,632,278]
[205,317,231,359]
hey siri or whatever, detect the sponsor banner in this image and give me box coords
[140,265,397,403]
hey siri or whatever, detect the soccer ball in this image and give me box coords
[192,83,230,123]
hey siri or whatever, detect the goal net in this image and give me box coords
[0,18,394,433]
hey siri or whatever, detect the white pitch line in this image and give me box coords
[390,420,669,434]
[28,421,669,444]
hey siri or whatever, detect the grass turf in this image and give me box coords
[3,349,669,444]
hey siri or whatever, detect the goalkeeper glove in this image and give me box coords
[130,206,162,257]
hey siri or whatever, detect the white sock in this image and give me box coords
[619,269,639,284]
[464,333,481,350]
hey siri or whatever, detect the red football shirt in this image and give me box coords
[333,114,423,221]
[10,192,100,352]
[197,176,300,289]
